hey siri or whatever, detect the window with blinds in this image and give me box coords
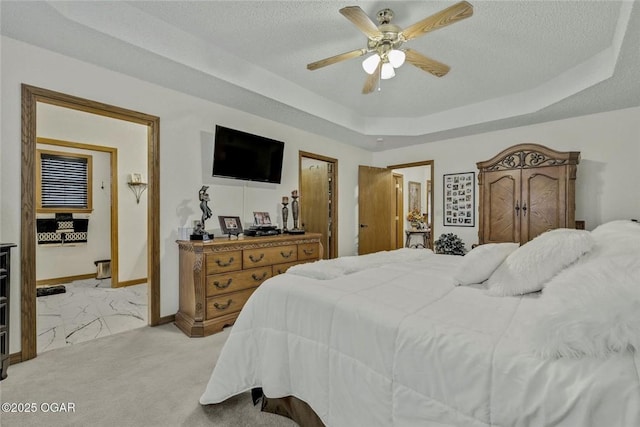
[37,149,93,213]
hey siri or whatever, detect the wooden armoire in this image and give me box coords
[477,144,580,245]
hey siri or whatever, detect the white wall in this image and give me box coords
[37,103,148,282]
[0,36,371,353]
[374,106,640,249]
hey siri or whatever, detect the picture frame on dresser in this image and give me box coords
[218,216,243,235]
[253,211,272,225]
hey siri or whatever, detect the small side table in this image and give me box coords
[405,230,430,249]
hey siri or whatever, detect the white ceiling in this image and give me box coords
[2,1,639,151]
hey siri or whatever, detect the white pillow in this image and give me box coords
[532,255,640,358]
[591,219,640,237]
[486,229,594,296]
[453,243,519,285]
[587,220,640,260]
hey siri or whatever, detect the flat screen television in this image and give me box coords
[212,125,285,184]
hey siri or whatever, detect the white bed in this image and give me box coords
[200,221,640,426]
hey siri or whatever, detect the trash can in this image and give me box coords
[94,259,111,279]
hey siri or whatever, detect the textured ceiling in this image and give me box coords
[2,1,639,151]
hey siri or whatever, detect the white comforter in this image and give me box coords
[200,252,640,426]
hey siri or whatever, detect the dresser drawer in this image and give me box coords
[298,243,320,261]
[273,260,315,276]
[206,267,272,296]
[243,245,297,268]
[206,288,256,320]
[206,250,242,274]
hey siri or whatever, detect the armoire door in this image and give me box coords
[521,166,566,242]
[481,169,521,244]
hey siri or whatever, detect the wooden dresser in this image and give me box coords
[477,143,580,245]
[176,233,322,337]
[1,243,16,381]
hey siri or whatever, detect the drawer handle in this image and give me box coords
[213,299,233,310]
[252,272,268,281]
[249,253,264,263]
[216,257,235,267]
[280,250,293,258]
[303,248,314,255]
[276,268,286,274]
[213,278,232,289]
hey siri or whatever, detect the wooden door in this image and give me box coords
[301,162,330,259]
[481,169,521,244]
[521,166,566,242]
[358,166,393,254]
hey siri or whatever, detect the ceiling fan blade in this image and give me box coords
[340,6,382,39]
[404,49,450,77]
[401,1,473,41]
[307,48,368,70]
[362,62,382,94]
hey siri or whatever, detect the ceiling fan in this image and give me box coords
[307,1,473,94]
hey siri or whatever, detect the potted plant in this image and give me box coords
[434,233,466,256]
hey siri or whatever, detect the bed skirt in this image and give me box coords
[253,388,325,427]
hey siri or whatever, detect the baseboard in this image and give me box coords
[9,351,23,365]
[113,278,147,288]
[158,314,176,325]
[36,273,95,287]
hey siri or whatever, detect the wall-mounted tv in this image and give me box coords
[212,125,285,184]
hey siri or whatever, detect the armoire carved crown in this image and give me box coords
[477,143,580,173]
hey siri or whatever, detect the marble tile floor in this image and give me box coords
[37,278,148,354]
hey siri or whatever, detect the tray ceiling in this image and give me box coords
[2,1,639,151]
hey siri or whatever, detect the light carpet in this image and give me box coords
[0,323,296,427]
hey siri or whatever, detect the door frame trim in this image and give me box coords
[298,151,338,258]
[20,84,161,362]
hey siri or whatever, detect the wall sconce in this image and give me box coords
[127,173,147,204]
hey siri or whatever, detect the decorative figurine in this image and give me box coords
[282,196,289,232]
[190,185,213,240]
[289,190,305,234]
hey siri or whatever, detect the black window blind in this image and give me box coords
[40,153,88,209]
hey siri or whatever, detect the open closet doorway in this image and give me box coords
[20,85,160,362]
[388,161,435,250]
[299,151,338,259]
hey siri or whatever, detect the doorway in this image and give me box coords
[357,161,434,255]
[299,151,337,259]
[389,161,435,250]
[20,85,160,362]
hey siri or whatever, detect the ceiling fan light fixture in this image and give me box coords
[388,49,406,68]
[362,54,381,74]
[381,62,395,79]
